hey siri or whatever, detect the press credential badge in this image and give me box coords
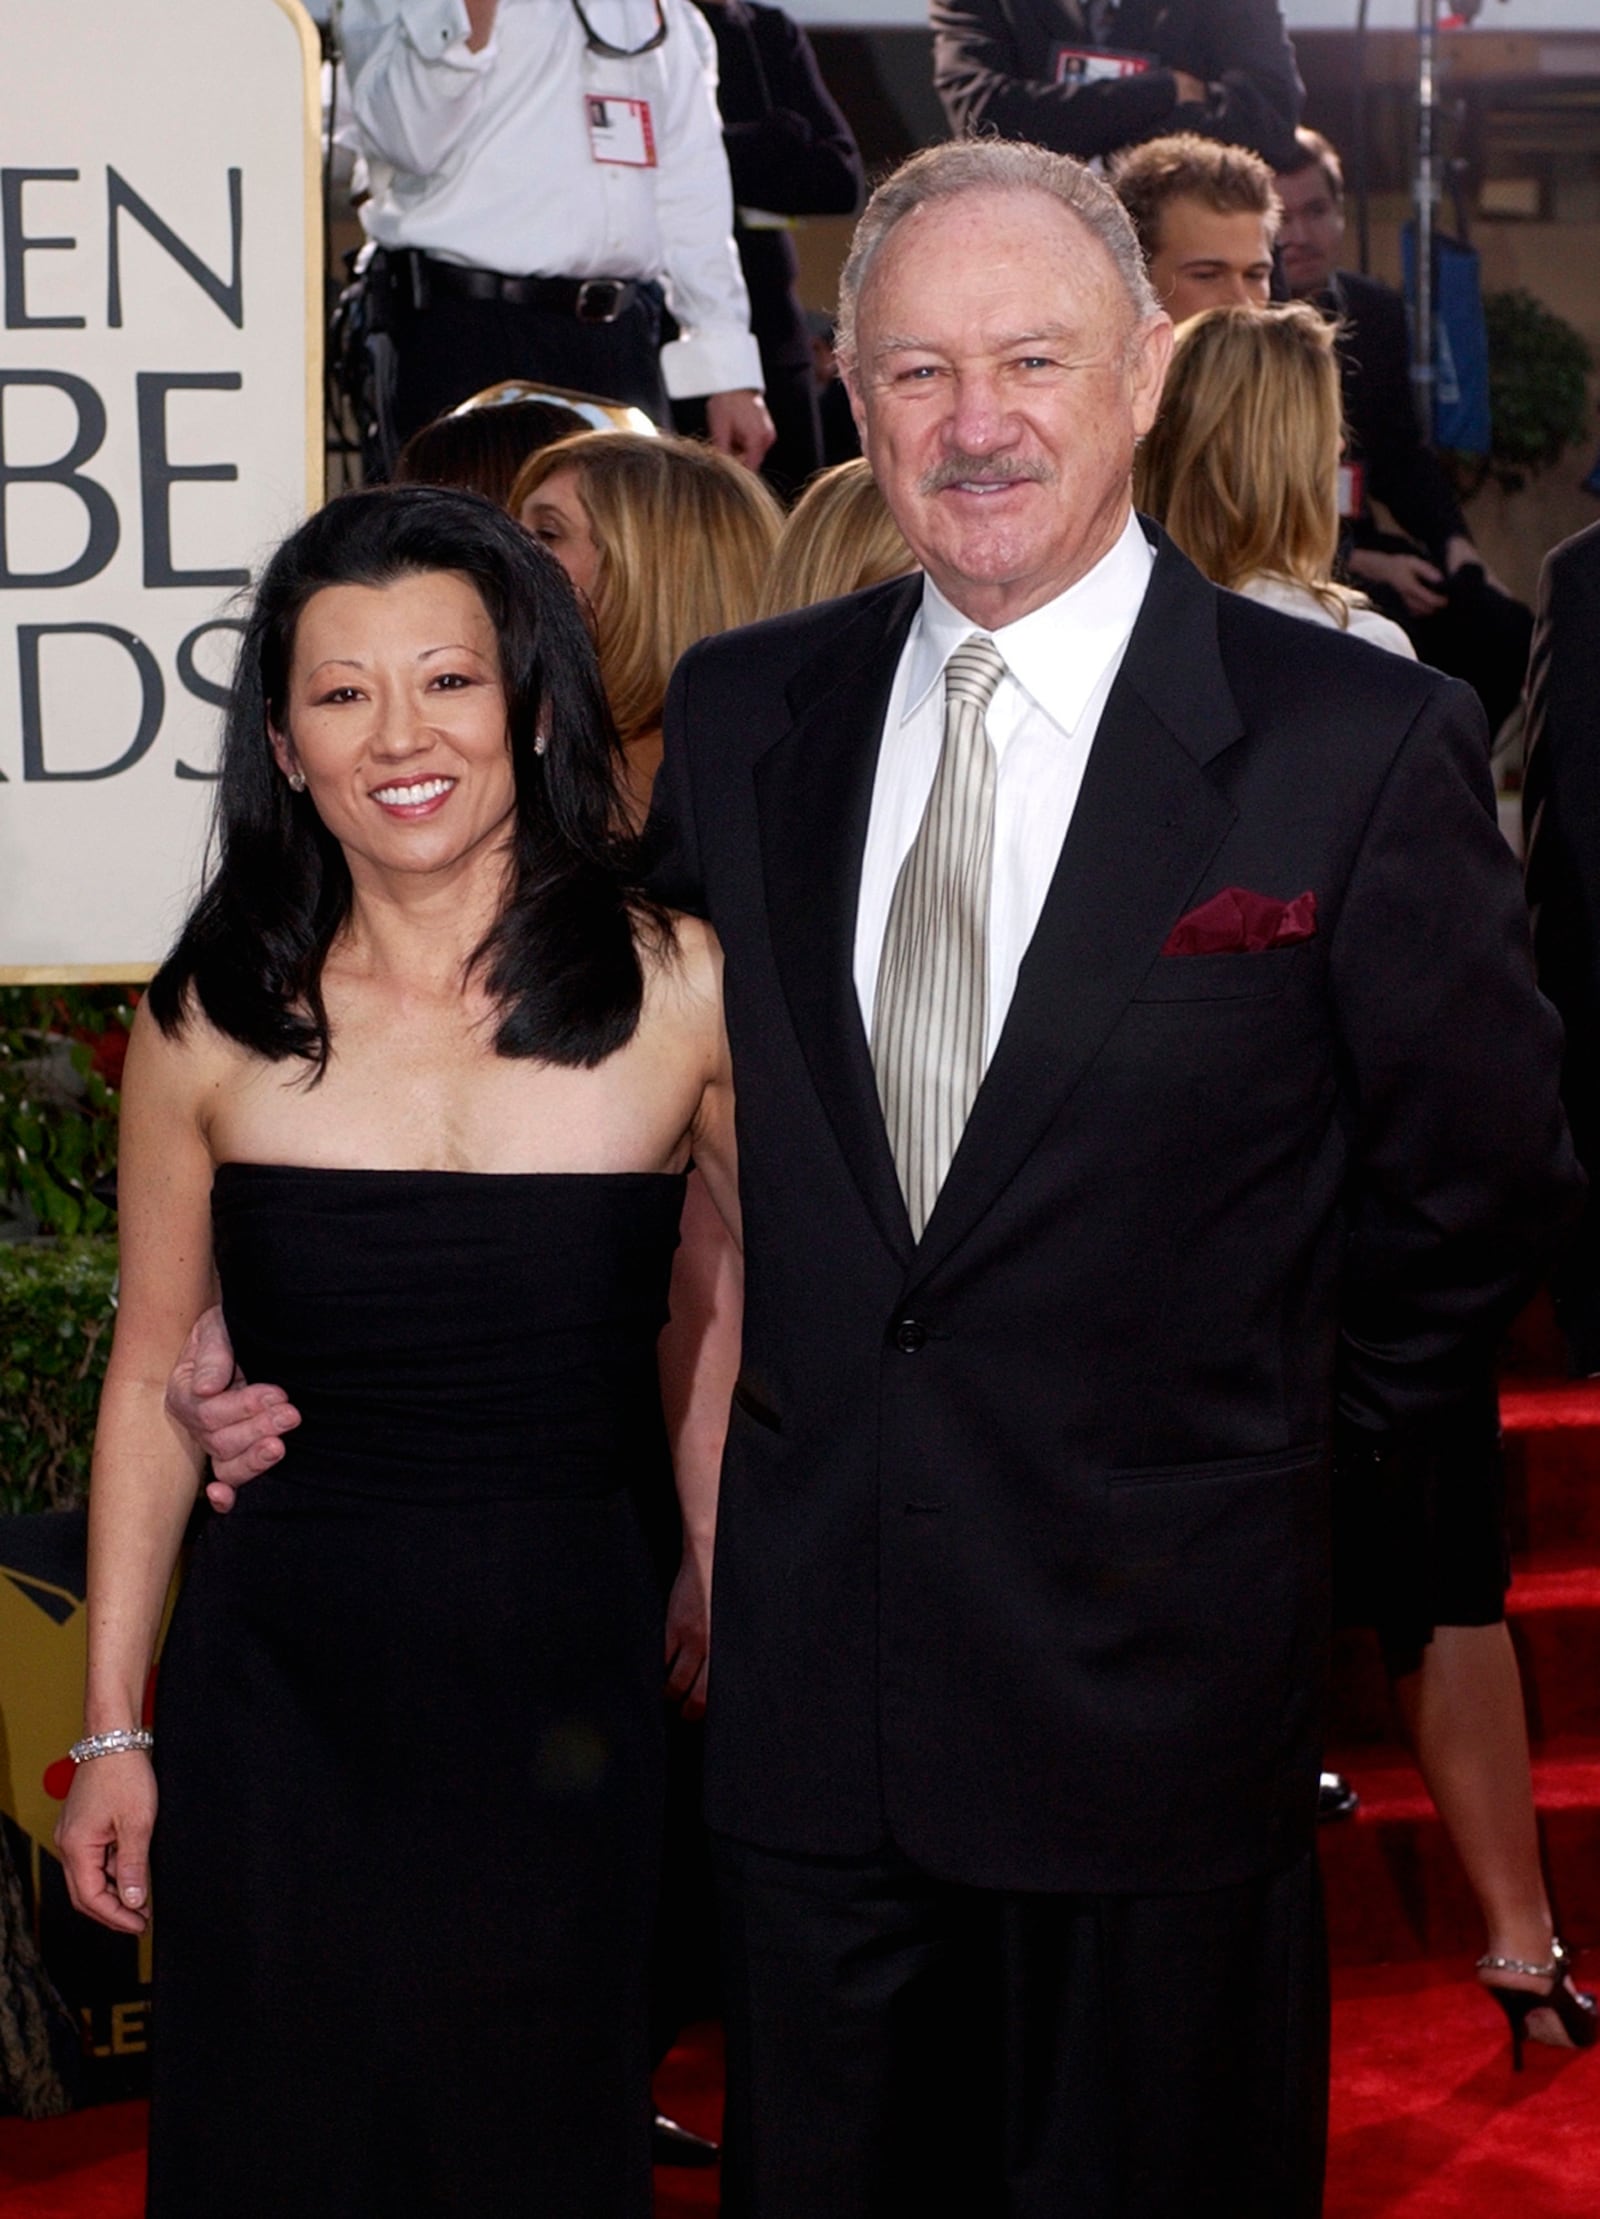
[586,95,657,168]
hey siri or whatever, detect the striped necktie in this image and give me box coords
[871,633,1008,1239]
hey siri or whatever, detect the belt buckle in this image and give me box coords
[575,279,624,324]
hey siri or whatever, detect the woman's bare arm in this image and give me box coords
[655,923,741,1717]
[56,1000,219,1932]
[658,1171,741,1716]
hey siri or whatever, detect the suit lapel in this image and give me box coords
[754,577,923,1266]
[912,538,1244,1284]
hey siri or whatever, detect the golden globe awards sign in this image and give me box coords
[0,0,321,982]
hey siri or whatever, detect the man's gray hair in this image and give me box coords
[835,139,1161,375]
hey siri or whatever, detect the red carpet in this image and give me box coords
[4,1984,1597,2215]
[1327,1963,1600,2216]
[0,2099,145,2218]
[0,2034,731,2218]
[5,1362,1598,2207]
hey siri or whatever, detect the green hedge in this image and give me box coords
[0,987,129,1239]
[0,1238,118,1514]
[1483,289,1595,489]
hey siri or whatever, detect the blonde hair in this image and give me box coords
[1134,301,1360,622]
[509,432,783,744]
[760,460,917,616]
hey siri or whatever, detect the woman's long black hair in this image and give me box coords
[148,485,667,1072]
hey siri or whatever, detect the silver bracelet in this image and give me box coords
[69,1728,154,1763]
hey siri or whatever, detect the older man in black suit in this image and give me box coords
[173,138,1577,2219]
[653,139,1575,2216]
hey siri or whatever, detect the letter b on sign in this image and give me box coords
[0,370,120,588]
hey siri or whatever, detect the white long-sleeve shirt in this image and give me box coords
[854,513,1154,1066]
[337,0,762,398]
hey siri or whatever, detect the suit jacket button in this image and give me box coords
[893,1317,927,1353]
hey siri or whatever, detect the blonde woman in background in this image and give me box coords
[1135,301,1413,657]
[511,433,783,826]
[512,429,773,2144]
[760,458,917,616]
[1139,297,1596,2060]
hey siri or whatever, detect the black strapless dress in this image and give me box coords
[148,1166,685,2218]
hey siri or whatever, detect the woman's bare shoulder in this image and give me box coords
[667,910,723,977]
[122,991,261,1126]
[638,912,724,1035]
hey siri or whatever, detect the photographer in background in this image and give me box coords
[932,0,1303,170]
[334,0,772,472]
[685,0,863,494]
[1276,127,1532,736]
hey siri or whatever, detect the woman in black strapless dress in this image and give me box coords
[56,489,740,2216]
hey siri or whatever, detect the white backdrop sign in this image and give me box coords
[0,0,320,982]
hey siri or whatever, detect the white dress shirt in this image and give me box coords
[854,511,1154,1065]
[338,0,762,399]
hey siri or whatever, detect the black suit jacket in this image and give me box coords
[657,532,1576,1894]
[1328,269,1469,562]
[931,0,1303,167]
[1524,520,1600,1370]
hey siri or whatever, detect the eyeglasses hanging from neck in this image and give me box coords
[569,0,668,60]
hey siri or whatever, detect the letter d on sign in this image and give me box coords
[19,623,164,780]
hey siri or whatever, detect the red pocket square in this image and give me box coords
[1161,887,1318,957]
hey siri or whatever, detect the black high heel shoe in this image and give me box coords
[1476,1937,1599,2070]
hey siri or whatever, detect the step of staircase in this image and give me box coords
[1505,1429,1600,1554]
[1320,1739,1600,1964]
[1499,1379,1600,1433]
[1514,1555,1600,1745]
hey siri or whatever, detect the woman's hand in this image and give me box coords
[56,1754,158,1935]
[665,1542,711,1720]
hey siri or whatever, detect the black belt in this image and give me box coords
[404,253,638,323]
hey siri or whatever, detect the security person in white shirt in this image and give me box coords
[336,0,774,467]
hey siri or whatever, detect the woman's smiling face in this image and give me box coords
[273,568,516,884]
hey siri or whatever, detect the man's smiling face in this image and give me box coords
[845,186,1172,631]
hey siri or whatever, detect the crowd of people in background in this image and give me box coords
[317,0,1544,751]
[57,6,1600,2215]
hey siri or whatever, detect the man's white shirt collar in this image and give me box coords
[901,509,1154,739]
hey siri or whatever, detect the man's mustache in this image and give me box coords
[918,454,1053,495]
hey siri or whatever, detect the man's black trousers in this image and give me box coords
[713,1832,1329,2218]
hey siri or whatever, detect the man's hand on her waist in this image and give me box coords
[165,1305,301,1510]
[706,389,776,471]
